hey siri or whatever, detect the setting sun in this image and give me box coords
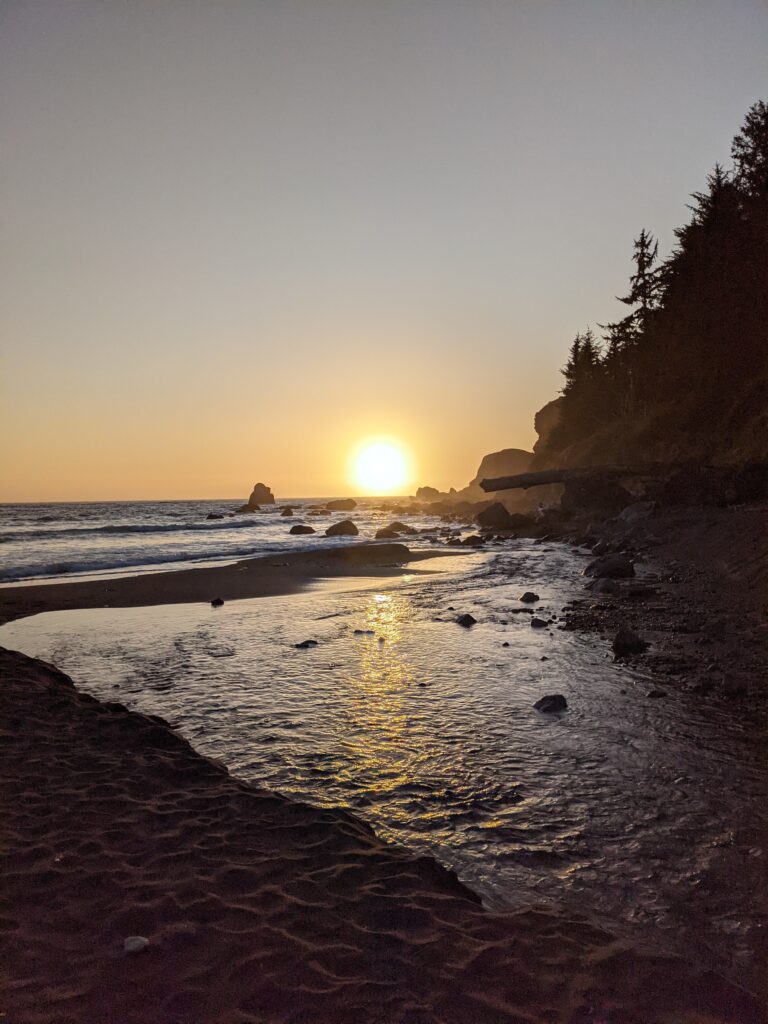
[349,438,414,495]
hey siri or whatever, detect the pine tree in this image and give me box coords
[618,229,661,332]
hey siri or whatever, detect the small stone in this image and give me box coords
[533,694,567,713]
[502,641,510,647]
[456,613,477,628]
[124,936,150,954]
[531,617,548,628]
[210,598,224,608]
[520,592,540,603]
[294,640,318,649]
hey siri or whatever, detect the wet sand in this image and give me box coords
[1,645,762,1023]
[0,543,451,627]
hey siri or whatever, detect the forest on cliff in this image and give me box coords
[542,101,768,467]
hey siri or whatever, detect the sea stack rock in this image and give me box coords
[237,482,275,512]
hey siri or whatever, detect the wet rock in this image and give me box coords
[325,519,359,537]
[461,535,484,546]
[289,524,315,535]
[294,639,319,649]
[326,498,357,511]
[647,689,667,698]
[280,507,294,517]
[531,617,548,628]
[242,482,275,508]
[206,512,225,520]
[502,641,510,647]
[375,526,401,539]
[533,694,567,712]
[584,554,635,579]
[612,628,648,659]
[456,613,477,628]
[210,598,224,608]
[520,591,540,603]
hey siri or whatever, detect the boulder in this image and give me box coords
[520,591,540,603]
[326,498,357,511]
[375,526,401,539]
[533,694,567,712]
[280,507,294,517]
[325,519,359,537]
[456,613,477,627]
[475,502,513,529]
[206,512,225,520]
[290,524,315,535]
[461,535,484,546]
[388,521,416,535]
[612,628,648,659]
[584,554,635,579]
[618,501,655,524]
[295,639,318,649]
[531,617,548,628]
[210,598,224,608]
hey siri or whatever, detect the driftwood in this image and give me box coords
[480,465,668,492]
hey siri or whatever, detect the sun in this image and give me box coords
[349,438,414,495]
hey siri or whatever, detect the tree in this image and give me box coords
[618,229,661,332]
[731,100,768,199]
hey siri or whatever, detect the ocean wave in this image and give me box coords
[0,516,266,543]
[0,539,286,583]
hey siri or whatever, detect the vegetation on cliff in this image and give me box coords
[542,101,768,466]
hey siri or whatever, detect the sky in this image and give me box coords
[1,0,766,500]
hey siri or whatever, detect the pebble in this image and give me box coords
[124,936,150,954]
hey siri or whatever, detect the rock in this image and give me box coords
[475,502,513,529]
[531,617,548,628]
[416,486,442,502]
[280,507,294,517]
[375,526,401,539]
[388,521,416,534]
[612,628,648,659]
[533,694,567,712]
[456,613,477,627]
[618,501,655,524]
[586,578,622,596]
[124,936,150,954]
[210,598,224,608]
[244,482,275,508]
[461,535,484,546]
[647,689,667,699]
[326,498,357,511]
[206,512,225,520]
[502,641,510,647]
[294,640,318,649]
[520,591,540,603]
[533,397,564,454]
[289,524,315,535]
[584,554,635,579]
[309,509,331,516]
[325,519,359,537]
[353,629,375,636]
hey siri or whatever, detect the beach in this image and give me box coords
[1,643,762,1024]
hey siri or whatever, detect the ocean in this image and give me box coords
[0,498,445,584]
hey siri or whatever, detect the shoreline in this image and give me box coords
[0,543,457,627]
[1,645,761,1023]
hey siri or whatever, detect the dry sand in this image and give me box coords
[1,646,762,1024]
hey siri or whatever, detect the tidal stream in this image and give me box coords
[2,543,765,992]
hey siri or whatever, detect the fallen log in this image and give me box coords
[480,465,666,492]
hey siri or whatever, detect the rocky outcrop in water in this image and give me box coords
[237,482,275,512]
